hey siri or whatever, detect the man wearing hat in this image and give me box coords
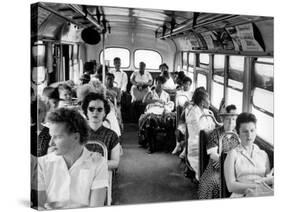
[198,104,240,199]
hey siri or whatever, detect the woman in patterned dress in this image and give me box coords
[198,105,239,199]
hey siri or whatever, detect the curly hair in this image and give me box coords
[81,92,111,119]
[46,108,89,145]
[235,112,257,134]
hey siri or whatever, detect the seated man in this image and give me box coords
[34,108,108,209]
[130,61,153,102]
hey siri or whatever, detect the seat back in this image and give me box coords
[199,130,210,177]
[85,140,111,206]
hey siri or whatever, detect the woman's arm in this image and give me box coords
[130,72,138,86]
[90,188,107,207]
[108,143,121,170]
[224,150,257,194]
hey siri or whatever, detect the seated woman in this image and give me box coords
[224,112,273,198]
[159,63,176,90]
[143,75,170,105]
[82,93,121,171]
[130,61,153,102]
[172,76,193,155]
[185,87,215,180]
[198,105,239,199]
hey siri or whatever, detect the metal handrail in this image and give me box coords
[199,110,223,127]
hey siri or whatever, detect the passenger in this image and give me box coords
[172,76,193,155]
[82,93,121,170]
[159,63,176,90]
[95,65,109,82]
[224,112,273,198]
[36,108,108,209]
[76,81,121,137]
[106,73,121,105]
[110,57,128,93]
[57,83,72,108]
[42,86,60,111]
[79,73,91,85]
[142,75,170,105]
[198,105,239,199]
[175,71,187,88]
[185,87,214,180]
[84,60,97,76]
[105,73,123,131]
[130,61,153,102]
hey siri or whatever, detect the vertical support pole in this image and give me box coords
[102,33,106,85]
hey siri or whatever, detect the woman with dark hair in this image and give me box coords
[185,87,214,180]
[82,93,121,170]
[198,105,239,199]
[224,112,273,197]
[159,63,176,90]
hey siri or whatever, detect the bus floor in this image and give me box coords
[112,123,198,206]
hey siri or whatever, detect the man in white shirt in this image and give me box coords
[110,57,128,93]
[34,108,108,209]
[130,61,153,102]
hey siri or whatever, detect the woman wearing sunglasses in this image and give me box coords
[82,92,121,170]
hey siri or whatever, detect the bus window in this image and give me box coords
[252,107,273,145]
[252,58,274,144]
[227,55,244,113]
[211,75,224,109]
[134,49,162,70]
[199,53,209,68]
[188,52,195,67]
[100,47,130,68]
[182,52,188,71]
[214,54,225,70]
[226,87,243,113]
[197,73,207,89]
[229,55,244,71]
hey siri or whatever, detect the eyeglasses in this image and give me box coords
[88,106,104,113]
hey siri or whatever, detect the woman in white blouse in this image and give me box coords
[224,112,273,197]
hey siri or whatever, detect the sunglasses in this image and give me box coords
[88,106,104,113]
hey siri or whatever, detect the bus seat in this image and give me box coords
[199,130,210,178]
[85,140,112,206]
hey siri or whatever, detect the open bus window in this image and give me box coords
[226,87,243,113]
[182,52,188,71]
[252,58,274,145]
[229,55,244,71]
[252,107,273,145]
[100,47,130,68]
[199,53,209,68]
[211,80,224,109]
[134,49,162,70]
[188,52,195,67]
[214,54,225,70]
[197,73,207,89]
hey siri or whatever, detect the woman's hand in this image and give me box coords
[210,152,220,162]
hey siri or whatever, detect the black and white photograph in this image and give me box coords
[1,0,279,212]
[29,0,275,210]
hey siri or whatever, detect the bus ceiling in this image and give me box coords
[31,2,273,54]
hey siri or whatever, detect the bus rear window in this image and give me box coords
[100,48,130,68]
[134,49,162,70]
